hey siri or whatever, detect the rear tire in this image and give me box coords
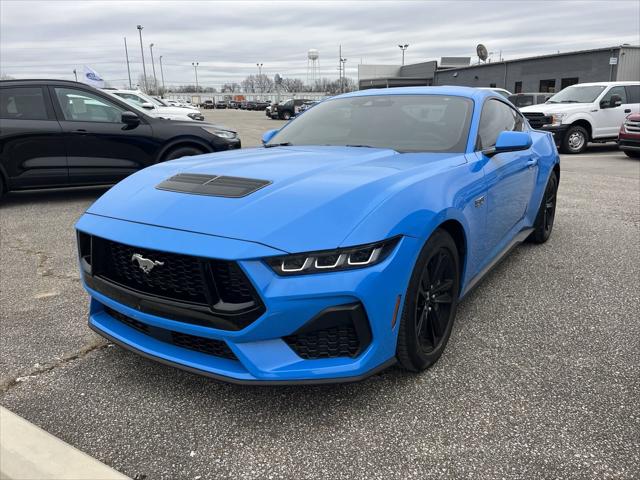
[560,125,588,154]
[282,111,291,120]
[623,150,640,159]
[162,146,205,162]
[396,229,461,372]
[0,177,5,198]
[528,172,558,244]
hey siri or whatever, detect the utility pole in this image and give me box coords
[149,43,158,95]
[398,44,409,66]
[159,55,165,94]
[192,62,199,93]
[124,37,132,88]
[136,25,148,92]
[338,45,347,94]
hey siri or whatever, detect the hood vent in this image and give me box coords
[156,173,271,198]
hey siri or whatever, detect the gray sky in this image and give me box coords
[1,0,638,88]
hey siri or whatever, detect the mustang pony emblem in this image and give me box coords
[131,253,164,274]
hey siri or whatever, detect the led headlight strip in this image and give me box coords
[266,237,400,276]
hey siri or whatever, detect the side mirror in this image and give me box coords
[262,129,279,145]
[600,94,623,109]
[483,131,532,157]
[121,111,140,127]
[141,102,155,109]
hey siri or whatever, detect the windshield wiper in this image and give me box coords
[345,144,377,148]
[560,100,580,103]
[265,142,293,148]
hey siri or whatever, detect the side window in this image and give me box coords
[625,85,640,104]
[477,99,520,150]
[0,87,49,120]
[54,88,124,123]
[601,86,627,105]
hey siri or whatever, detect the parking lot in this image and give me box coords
[0,109,638,479]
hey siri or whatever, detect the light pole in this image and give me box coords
[149,43,158,95]
[340,57,347,93]
[192,62,199,93]
[159,55,165,94]
[73,69,78,81]
[398,44,409,66]
[137,25,148,92]
[124,37,132,88]
[256,63,263,97]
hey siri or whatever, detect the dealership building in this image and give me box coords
[358,45,640,93]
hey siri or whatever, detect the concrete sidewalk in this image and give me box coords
[0,406,128,480]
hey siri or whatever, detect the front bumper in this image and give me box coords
[618,136,640,152]
[77,214,418,383]
[535,124,569,144]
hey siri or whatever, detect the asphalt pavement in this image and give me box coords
[0,111,638,480]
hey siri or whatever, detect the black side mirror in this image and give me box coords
[121,111,140,127]
[601,94,623,109]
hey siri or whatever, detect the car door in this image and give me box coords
[478,98,537,256]
[50,86,158,185]
[593,86,629,138]
[0,85,68,189]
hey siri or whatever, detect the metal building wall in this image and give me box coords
[617,47,640,81]
[434,49,620,93]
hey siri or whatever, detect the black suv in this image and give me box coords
[270,98,312,120]
[0,79,240,196]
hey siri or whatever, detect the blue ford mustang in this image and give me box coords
[76,87,559,384]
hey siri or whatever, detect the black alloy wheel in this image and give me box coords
[529,172,558,244]
[397,229,460,371]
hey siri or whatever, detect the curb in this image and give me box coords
[0,406,129,480]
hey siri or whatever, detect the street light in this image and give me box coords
[340,57,347,93]
[137,25,148,92]
[192,62,199,93]
[73,69,78,82]
[398,44,409,66]
[256,63,263,97]
[159,55,166,94]
[149,43,158,95]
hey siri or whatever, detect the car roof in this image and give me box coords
[337,86,495,101]
[0,79,95,87]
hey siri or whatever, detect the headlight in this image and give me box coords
[201,127,237,139]
[545,113,566,127]
[187,112,204,120]
[266,237,400,276]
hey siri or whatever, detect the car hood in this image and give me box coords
[86,146,461,252]
[153,106,201,115]
[520,102,592,114]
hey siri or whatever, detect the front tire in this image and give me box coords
[528,171,558,244]
[623,150,640,159]
[560,125,588,154]
[162,146,205,162]
[282,111,291,120]
[396,229,460,372]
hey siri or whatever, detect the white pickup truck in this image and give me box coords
[520,82,640,153]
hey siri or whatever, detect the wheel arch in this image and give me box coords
[569,118,593,141]
[434,219,467,284]
[155,137,213,162]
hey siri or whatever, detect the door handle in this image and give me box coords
[71,129,88,135]
[526,158,538,169]
[624,109,631,113]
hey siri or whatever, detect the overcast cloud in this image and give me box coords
[1,0,638,88]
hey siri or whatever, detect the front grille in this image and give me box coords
[285,326,360,359]
[625,120,640,133]
[105,307,237,360]
[523,112,552,129]
[84,235,265,330]
[97,238,209,304]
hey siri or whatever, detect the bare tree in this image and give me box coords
[222,83,241,93]
[280,77,306,92]
[242,74,274,93]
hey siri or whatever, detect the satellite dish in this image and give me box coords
[476,44,488,62]
[274,74,282,84]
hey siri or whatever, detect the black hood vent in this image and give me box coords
[156,173,271,198]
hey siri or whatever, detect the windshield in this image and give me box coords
[547,85,606,104]
[267,95,473,153]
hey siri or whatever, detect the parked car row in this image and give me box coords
[0,79,240,197]
[104,89,205,121]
